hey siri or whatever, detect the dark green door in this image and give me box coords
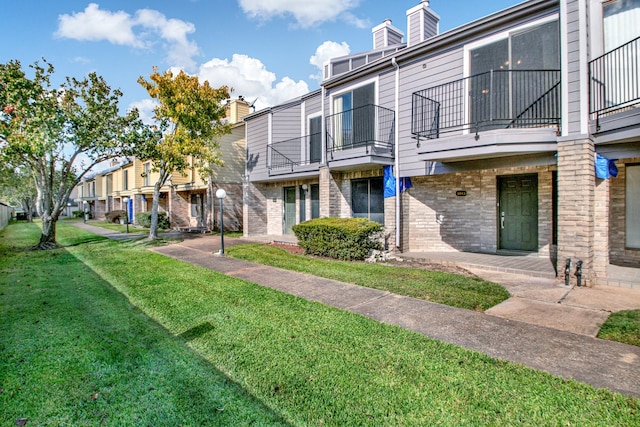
[499,175,538,251]
[283,186,296,235]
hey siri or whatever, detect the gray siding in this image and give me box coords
[272,104,301,142]
[374,30,385,50]
[424,11,438,39]
[398,48,465,177]
[408,13,421,47]
[246,114,270,181]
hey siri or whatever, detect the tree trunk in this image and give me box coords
[149,180,163,240]
[37,214,58,250]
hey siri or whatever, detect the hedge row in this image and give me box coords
[292,217,383,260]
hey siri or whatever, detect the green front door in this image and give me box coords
[283,186,296,235]
[498,174,538,251]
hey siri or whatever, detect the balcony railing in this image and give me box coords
[589,36,640,122]
[412,70,561,140]
[268,134,322,171]
[325,104,395,157]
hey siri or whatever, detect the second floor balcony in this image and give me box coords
[411,69,561,162]
[268,134,322,176]
[412,70,561,141]
[589,36,640,135]
[325,104,395,168]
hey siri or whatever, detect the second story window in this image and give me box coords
[143,163,150,187]
[332,82,375,149]
[124,170,129,190]
[603,0,640,52]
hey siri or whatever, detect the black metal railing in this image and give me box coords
[411,70,561,140]
[325,104,395,157]
[589,36,640,120]
[268,133,322,171]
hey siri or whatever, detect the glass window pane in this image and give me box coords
[604,0,640,52]
[511,20,560,70]
[626,165,640,248]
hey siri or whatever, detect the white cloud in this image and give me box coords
[309,41,350,81]
[55,3,141,47]
[237,0,368,28]
[55,3,200,70]
[128,99,158,125]
[198,54,309,110]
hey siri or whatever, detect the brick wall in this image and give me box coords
[403,166,553,256]
[243,182,268,236]
[557,138,595,286]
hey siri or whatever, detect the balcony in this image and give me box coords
[325,104,395,169]
[411,70,560,162]
[589,36,640,134]
[268,134,321,177]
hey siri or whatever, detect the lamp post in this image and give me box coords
[67,202,71,218]
[122,197,130,234]
[215,188,226,255]
[83,201,88,223]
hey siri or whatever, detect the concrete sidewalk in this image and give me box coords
[71,222,640,397]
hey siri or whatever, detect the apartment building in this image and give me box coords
[77,97,250,231]
[243,0,640,288]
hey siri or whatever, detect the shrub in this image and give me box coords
[73,210,85,219]
[105,210,126,223]
[135,211,170,229]
[292,217,383,260]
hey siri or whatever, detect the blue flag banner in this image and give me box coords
[384,165,396,198]
[384,165,413,198]
[595,154,618,179]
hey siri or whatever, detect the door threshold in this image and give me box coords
[496,249,539,257]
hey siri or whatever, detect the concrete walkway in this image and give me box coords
[71,222,640,398]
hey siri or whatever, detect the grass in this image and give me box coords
[598,310,640,347]
[1,222,639,426]
[87,220,155,234]
[226,244,510,311]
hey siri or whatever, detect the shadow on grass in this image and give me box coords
[0,225,290,426]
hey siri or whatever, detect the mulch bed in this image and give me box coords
[267,242,477,278]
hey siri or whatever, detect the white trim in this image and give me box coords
[329,76,379,108]
[300,101,306,162]
[579,0,589,135]
[462,13,560,135]
[561,0,569,137]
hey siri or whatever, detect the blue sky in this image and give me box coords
[3,0,522,119]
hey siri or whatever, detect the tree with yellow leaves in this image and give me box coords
[135,67,231,239]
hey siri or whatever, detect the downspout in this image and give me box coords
[391,57,400,250]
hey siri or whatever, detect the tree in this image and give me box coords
[135,67,231,240]
[0,164,37,221]
[0,60,141,249]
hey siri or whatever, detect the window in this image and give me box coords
[603,0,640,52]
[626,165,640,248]
[332,82,375,148]
[352,177,384,224]
[143,163,150,186]
[123,170,129,190]
[469,19,559,130]
[311,184,320,219]
[191,193,204,220]
[308,116,322,163]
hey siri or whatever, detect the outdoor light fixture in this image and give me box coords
[83,201,88,223]
[122,197,130,234]
[215,188,226,255]
[67,202,71,218]
[301,184,308,191]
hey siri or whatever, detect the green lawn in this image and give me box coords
[226,244,510,311]
[1,222,638,426]
[599,310,640,347]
